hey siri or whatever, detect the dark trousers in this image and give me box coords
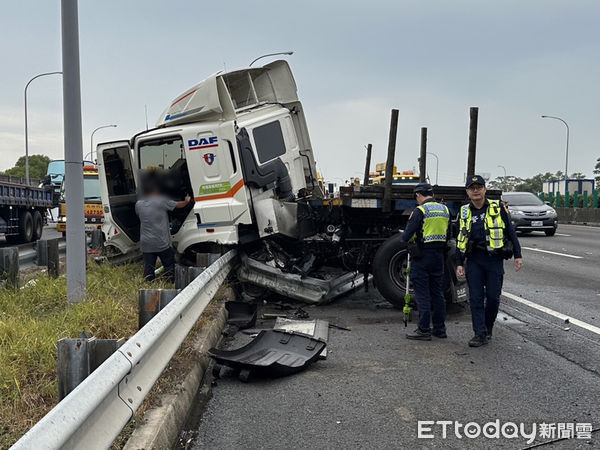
[143,247,176,283]
[466,252,504,337]
[411,249,446,333]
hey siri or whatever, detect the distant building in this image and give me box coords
[543,179,595,195]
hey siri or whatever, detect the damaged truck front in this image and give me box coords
[97,60,467,308]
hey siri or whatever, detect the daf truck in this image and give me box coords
[97,61,489,307]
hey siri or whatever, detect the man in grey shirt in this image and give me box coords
[135,185,191,282]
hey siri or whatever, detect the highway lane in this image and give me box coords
[0,225,62,247]
[502,224,600,333]
[186,290,600,449]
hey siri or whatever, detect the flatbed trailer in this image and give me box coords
[0,175,54,244]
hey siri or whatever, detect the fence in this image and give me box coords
[539,189,599,209]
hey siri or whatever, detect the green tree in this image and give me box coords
[2,155,51,181]
[569,172,587,180]
[594,157,600,185]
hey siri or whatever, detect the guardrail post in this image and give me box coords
[58,331,92,400]
[89,229,103,254]
[583,191,588,208]
[139,289,180,329]
[36,239,49,266]
[175,263,210,290]
[0,247,19,288]
[57,332,125,400]
[48,238,60,278]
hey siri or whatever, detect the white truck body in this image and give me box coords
[97,61,321,256]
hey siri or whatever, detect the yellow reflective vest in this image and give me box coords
[457,200,505,254]
[416,202,450,244]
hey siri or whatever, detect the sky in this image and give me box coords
[0,0,598,185]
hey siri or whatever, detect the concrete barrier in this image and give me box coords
[556,207,600,226]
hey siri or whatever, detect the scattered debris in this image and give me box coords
[563,327,570,331]
[564,318,570,324]
[274,317,329,359]
[225,301,257,329]
[209,330,326,382]
[329,323,351,331]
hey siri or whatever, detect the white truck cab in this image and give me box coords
[98,60,321,256]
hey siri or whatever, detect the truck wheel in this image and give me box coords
[19,212,34,243]
[372,234,410,308]
[545,228,556,236]
[32,211,43,241]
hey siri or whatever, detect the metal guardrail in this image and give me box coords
[12,249,236,450]
[17,238,67,268]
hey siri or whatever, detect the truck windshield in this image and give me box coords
[59,175,101,202]
[502,193,543,206]
[138,136,184,171]
[84,175,101,201]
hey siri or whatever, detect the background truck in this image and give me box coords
[98,60,498,307]
[0,174,55,244]
[56,164,104,235]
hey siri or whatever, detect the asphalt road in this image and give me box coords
[0,224,61,247]
[184,224,600,449]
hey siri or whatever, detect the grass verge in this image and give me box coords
[0,263,170,448]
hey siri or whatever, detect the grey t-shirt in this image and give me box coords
[135,196,177,253]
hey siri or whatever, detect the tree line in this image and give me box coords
[488,157,600,193]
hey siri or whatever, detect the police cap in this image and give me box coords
[465,175,486,188]
[413,183,433,195]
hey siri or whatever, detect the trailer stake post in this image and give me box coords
[383,109,399,213]
[419,127,427,182]
[363,143,373,186]
[467,107,479,179]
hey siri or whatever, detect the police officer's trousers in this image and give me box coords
[466,251,504,337]
[411,248,446,333]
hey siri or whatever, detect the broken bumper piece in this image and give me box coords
[237,255,367,304]
[209,329,326,382]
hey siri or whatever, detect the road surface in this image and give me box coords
[184,224,600,449]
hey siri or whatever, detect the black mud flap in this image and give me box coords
[209,330,326,382]
[225,301,258,329]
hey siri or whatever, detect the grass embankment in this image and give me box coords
[0,263,170,448]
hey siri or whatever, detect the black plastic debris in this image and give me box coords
[209,329,326,382]
[225,301,258,329]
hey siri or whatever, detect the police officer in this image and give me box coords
[456,175,523,347]
[403,183,450,341]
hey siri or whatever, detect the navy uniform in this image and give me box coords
[402,183,450,341]
[456,175,522,347]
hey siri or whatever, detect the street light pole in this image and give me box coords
[24,71,62,185]
[89,124,117,161]
[497,165,507,191]
[426,152,439,185]
[541,115,569,181]
[249,51,294,67]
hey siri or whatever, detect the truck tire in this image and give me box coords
[20,211,34,243]
[372,234,410,308]
[32,211,43,241]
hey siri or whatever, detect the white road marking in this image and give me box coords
[555,233,571,237]
[521,246,582,259]
[502,291,600,336]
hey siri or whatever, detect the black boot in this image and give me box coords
[406,328,432,341]
[432,330,448,338]
[468,334,488,347]
[486,324,494,342]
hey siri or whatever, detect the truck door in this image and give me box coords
[97,141,139,254]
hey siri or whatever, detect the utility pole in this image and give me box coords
[61,0,86,303]
[24,71,62,186]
